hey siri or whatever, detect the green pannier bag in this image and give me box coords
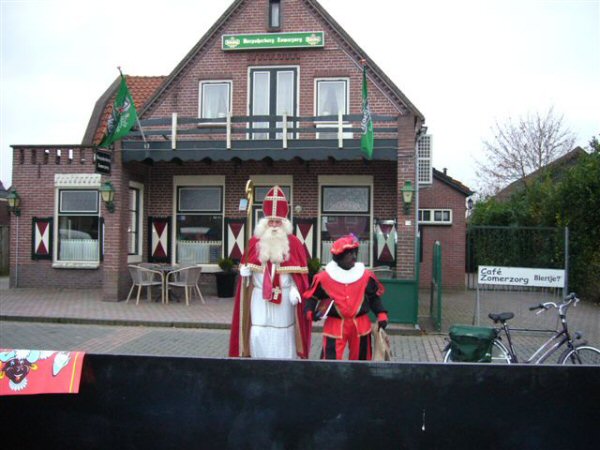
[449,325,497,362]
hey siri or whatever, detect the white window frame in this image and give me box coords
[198,80,232,124]
[52,174,102,269]
[268,0,281,30]
[127,181,144,263]
[247,65,300,140]
[172,175,225,270]
[318,175,373,266]
[418,208,452,225]
[417,134,433,184]
[314,77,352,139]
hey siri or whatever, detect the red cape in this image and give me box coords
[228,234,311,358]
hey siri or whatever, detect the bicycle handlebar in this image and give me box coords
[528,293,580,314]
[529,304,547,311]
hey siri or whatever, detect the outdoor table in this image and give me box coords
[146,264,179,302]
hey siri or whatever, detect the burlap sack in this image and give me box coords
[372,324,392,361]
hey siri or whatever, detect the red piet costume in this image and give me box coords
[228,186,311,359]
[303,235,388,360]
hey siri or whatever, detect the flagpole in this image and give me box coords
[117,66,147,147]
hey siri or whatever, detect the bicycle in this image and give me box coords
[443,293,600,365]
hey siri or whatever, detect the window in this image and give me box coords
[199,81,232,121]
[128,182,144,262]
[418,208,452,225]
[250,67,297,139]
[57,190,100,263]
[269,0,281,29]
[320,182,372,266]
[316,78,351,139]
[417,134,433,184]
[317,79,348,117]
[175,183,224,265]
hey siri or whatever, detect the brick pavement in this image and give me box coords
[1,277,599,362]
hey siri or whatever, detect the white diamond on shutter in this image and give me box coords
[417,134,432,184]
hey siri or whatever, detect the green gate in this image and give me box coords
[430,241,442,331]
[379,236,420,326]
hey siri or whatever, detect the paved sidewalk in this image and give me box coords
[1,277,599,362]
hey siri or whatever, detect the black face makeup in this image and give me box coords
[338,248,358,270]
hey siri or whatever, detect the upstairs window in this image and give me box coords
[317,79,348,117]
[199,80,232,121]
[269,0,281,30]
[316,78,351,139]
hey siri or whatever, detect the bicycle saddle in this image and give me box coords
[488,312,514,323]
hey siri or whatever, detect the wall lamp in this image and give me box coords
[7,188,21,216]
[401,180,414,214]
[99,181,116,213]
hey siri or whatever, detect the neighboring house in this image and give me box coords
[10,0,431,299]
[494,147,588,202]
[418,168,473,289]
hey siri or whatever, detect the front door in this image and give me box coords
[250,67,297,140]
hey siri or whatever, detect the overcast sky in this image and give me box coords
[1,0,598,191]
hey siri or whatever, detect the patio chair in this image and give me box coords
[126,265,165,305]
[166,266,205,306]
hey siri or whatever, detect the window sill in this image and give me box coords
[53,261,100,269]
[418,222,453,226]
[197,121,227,128]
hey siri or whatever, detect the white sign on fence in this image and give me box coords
[478,266,565,288]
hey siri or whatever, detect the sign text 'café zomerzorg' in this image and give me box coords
[478,266,565,288]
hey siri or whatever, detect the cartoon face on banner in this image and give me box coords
[0,349,85,396]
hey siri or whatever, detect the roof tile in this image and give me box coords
[93,75,166,145]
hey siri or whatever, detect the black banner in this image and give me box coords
[95,149,112,174]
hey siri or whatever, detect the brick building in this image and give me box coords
[9,0,470,300]
[418,168,473,289]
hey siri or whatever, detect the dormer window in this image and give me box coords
[269,0,281,30]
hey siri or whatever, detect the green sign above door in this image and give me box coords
[222,31,324,51]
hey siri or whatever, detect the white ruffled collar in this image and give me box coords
[325,261,365,284]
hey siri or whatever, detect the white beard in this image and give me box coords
[255,218,292,264]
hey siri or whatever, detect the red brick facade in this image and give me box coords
[418,172,470,289]
[9,0,431,299]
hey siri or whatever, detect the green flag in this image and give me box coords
[99,73,138,148]
[360,65,374,159]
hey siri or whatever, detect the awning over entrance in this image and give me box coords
[122,139,399,163]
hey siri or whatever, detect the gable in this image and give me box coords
[140,0,423,121]
[82,75,166,146]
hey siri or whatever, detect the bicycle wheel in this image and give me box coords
[443,340,511,364]
[559,345,600,365]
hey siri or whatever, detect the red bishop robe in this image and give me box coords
[228,234,311,358]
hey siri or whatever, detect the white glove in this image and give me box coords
[239,265,252,277]
[289,285,302,306]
